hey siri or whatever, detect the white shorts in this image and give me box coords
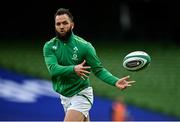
[59,87,94,118]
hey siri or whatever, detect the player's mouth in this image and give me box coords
[59,31,66,35]
[60,30,65,33]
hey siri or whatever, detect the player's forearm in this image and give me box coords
[47,64,75,77]
[94,68,119,86]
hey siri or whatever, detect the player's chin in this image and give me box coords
[59,32,66,36]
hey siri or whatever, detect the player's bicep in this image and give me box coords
[85,43,103,74]
[43,43,58,67]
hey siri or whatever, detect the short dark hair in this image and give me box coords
[54,8,73,22]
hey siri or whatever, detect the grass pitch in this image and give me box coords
[0,38,180,118]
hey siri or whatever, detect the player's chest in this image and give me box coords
[55,43,84,65]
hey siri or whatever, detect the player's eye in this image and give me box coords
[56,22,61,26]
[62,21,68,25]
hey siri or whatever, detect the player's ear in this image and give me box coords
[71,22,74,30]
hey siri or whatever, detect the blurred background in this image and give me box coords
[0,0,180,121]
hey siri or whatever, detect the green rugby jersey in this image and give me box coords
[43,33,119,97]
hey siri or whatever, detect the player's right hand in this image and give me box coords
[74,60,91,80]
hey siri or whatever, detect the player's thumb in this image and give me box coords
[81,60,86,66]
[121,75,130,81]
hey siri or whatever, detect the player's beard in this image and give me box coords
[55,28,72,42]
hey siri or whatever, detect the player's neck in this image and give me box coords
[56,31,73,43]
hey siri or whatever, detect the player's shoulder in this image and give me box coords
[43,37,58,51]
[73,35,90,45]
[44,37,57,47]
[74,35,96,52]
[45,37,57,44]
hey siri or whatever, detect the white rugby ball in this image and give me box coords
[123,51,151,71]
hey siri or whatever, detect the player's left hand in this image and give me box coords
[115,76,135,90]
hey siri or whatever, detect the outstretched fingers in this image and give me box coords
[80,76,85,80]
[81,60,86,65]
[82,66,91,69]
[80,69,90,74]
[127,81,136,84]
[125,81,136,87]
[79,69,90,80]
[120,75,130,81]
[116,76,136,90]
[80,73,89,80]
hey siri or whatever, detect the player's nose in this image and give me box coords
[59,24,64,29]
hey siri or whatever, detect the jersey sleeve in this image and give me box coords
[43,42,75,77]
[85,43,119,86]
